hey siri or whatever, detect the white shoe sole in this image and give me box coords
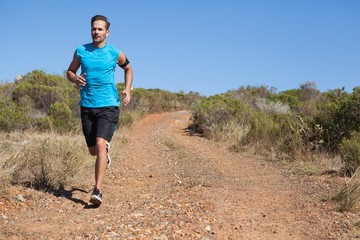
[90,195,103,205]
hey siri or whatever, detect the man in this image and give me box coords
[67,15,133,206]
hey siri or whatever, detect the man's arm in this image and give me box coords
[67,51,86,87]
[117,51,133,106]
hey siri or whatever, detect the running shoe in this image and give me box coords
[90,188,103,205]
[106,141,111,169]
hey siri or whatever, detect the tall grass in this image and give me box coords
[1,133,90,191]
[206,119,250,145]
[332,167,360,212]
[0,141,21,188]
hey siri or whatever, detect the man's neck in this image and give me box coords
[92,40,106,48]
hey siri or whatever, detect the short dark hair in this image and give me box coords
[91,15,110,30]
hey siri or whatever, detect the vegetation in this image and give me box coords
[332,167,360,212]
[191,83,320,161]
[0,134,90,191]
[314,88,360,154]
[192,83,359,163]
[340,131,360,177]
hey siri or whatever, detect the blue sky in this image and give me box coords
[0,0,359,96]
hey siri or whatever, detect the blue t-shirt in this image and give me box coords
[76,43,121,108]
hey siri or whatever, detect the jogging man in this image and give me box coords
[66,15,133,205]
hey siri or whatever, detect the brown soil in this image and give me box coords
[1,111,360,239]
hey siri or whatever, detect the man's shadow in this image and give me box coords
[52,186,100,209]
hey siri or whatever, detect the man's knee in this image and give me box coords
[88,146,97,156]
[95,138,107,153]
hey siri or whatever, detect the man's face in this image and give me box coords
[91,20,109,44]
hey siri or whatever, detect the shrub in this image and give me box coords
[340,131,360,176]
[275,114,307,160]
[270,89,300,111]
[243,111,275,145]
[315,88,360,153]
[0,98,30,131]
[0,82,15,99]
[299,81,321,102]
[191,94,252,139]
[48,102,77,132]
[13,70,80,118]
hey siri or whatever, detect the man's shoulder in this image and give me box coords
[105,44,121,54]
[76,43,93,51]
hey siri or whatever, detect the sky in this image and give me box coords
[0,0,359,96]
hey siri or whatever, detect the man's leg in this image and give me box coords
[88,138,107,205]
[94,137,107,192]
[90,106,119,205]
[93,107,119,191]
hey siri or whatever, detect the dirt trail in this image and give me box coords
[0,111,357,239]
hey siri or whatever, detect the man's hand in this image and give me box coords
[122,88,131,106]
[75,73,87,88]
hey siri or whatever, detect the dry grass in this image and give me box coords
[0,132,91,191]
[207,120,250,145]
[332,167,360,212]
[0,133,32,189]
[0,142,21,188]
[255,98,291,114]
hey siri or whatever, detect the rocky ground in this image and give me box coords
[1,111,360,239]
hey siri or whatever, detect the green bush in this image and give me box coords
[340,131,360,176]
[243,112,274,145]
[314,87,360,153]
[275,114,306,159]
[34,102,78,133]
[244,112,304,159]
[48,102,77,132]
[0,70,82,132]
[13,70,80,118]
[0,82,15,99]
[191,94,252,138]
[0,98,30,131]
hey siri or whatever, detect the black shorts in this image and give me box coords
[80,106,120,147]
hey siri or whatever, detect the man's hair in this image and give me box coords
[91,15,110,30]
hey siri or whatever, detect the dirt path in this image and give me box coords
[0,111,357,239]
